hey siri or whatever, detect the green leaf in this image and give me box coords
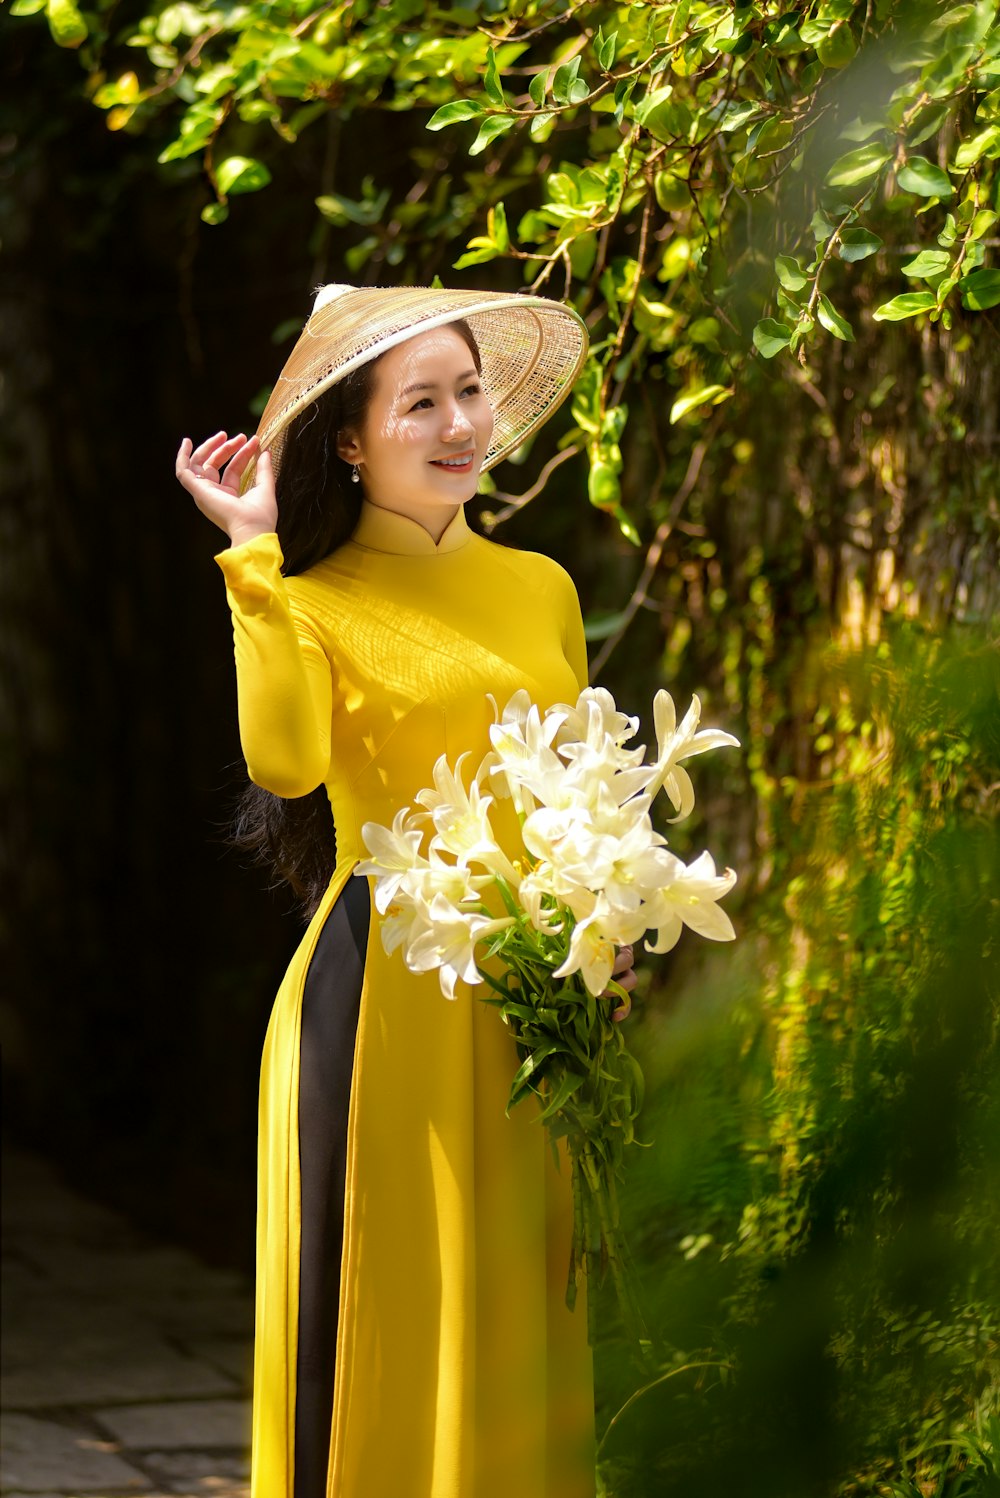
[538,1070,586,1120]
[872,291,937,321]
[45,0,87,47]
[811,207,836,243]
[958,268,1000,309]
[753,319,793,358]
[598,29,618,70]
[817,23,856,67]
[552,55,582,107]
[969,209,999,240]
[483,45,505,105]
[10,0,48,15]
[837,228,883,261]
[426,99,485,131]
[200,202,229,225]
[452,246,500,269]
[826,141,890,187]
[907,103,949,146]
[816,293,854,341]
[775,254,808,291]
[506,1040,562,1113]
[588,458,621,510]
[670,384,733,422]
[490,201,509,252]
[653,171,691,211]
[900,249,951,278]
[612,505,641,546]
[718,99,762,132]
[216,155,272,196]
[612,77,636,126]
[954,126,1000,169]
[468,114,515,156]
[529,111,556,143]
[528,71,547,107]
[897,157,954,198]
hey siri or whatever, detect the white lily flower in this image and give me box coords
[380,895,419,956]
[415,752,519,884]
[396,855,491,911]
[556,693,647,781]
[402,892,514,1001]
[552,900,619,997]
[644,691,741,821]
[552,686,642,756]
[488,692,566,814]
[357,807,432,913]
[644,851,737,954]
[518,863,564,934]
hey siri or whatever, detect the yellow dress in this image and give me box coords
[215,499,595,1498]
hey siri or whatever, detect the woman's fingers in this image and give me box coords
[611,944,634,976]
[215,435,259,493]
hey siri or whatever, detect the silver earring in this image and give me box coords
[351,464,360,484]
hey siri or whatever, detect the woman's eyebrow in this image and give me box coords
[399,368,479,398]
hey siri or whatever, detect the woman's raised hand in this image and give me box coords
[175,431,278,547]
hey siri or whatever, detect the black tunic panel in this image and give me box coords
[294,876,369,1498]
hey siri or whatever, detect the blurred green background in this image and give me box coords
[2,0,998,1491]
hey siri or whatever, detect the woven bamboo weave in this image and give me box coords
[240,284,589,493]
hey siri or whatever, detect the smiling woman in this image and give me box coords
[174,282,625,1498]
[335,323,494,540]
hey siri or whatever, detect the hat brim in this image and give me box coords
[239,286,589,496]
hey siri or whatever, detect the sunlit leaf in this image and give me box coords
[216,155,272,195]
[900,250,951,279]
[753,319,794,358]
[468,114,515,156]
[958,268,1000,309]
[872,291,937,320]
[426,98,485,131]
[817,293,854,341]
[897,157,954,198]
[670,384,733,422]
[826,141,891,187]
[837,228,883,261]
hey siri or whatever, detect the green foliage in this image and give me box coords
[596,630,1000,1497]
[17,0,1000,541]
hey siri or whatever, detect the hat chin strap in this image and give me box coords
[312,283,355,313]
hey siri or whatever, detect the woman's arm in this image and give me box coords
[215,535,333,798]
[177,431,332,798]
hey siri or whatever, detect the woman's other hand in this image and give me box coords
[603,945,637,1023]
[175,431,278,547]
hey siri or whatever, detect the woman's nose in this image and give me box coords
[442,401,474,439]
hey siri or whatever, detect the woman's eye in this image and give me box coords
[410,397,433,411]
[461,383,482,398]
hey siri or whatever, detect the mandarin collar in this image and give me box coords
[350,500,472,556]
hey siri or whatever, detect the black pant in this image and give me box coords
[294,875,369,1498]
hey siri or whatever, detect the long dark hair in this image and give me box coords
[232,318,483,919]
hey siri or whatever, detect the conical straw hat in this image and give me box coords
[240,282,589,493]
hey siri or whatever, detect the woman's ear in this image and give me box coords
[335,429,362,465]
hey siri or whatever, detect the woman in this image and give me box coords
[175,284,636,1498]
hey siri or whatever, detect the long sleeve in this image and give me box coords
[215,532,333,798]
[554,561,590,691]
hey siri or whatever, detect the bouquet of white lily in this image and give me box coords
[354,685,739,1346]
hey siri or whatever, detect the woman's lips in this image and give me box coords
[429,452,475,473]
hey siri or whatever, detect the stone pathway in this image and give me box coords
[1,1144,253,1496]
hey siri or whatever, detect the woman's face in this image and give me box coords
[338,325,494,524]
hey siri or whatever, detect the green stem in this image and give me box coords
[578,1142,648,1354]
